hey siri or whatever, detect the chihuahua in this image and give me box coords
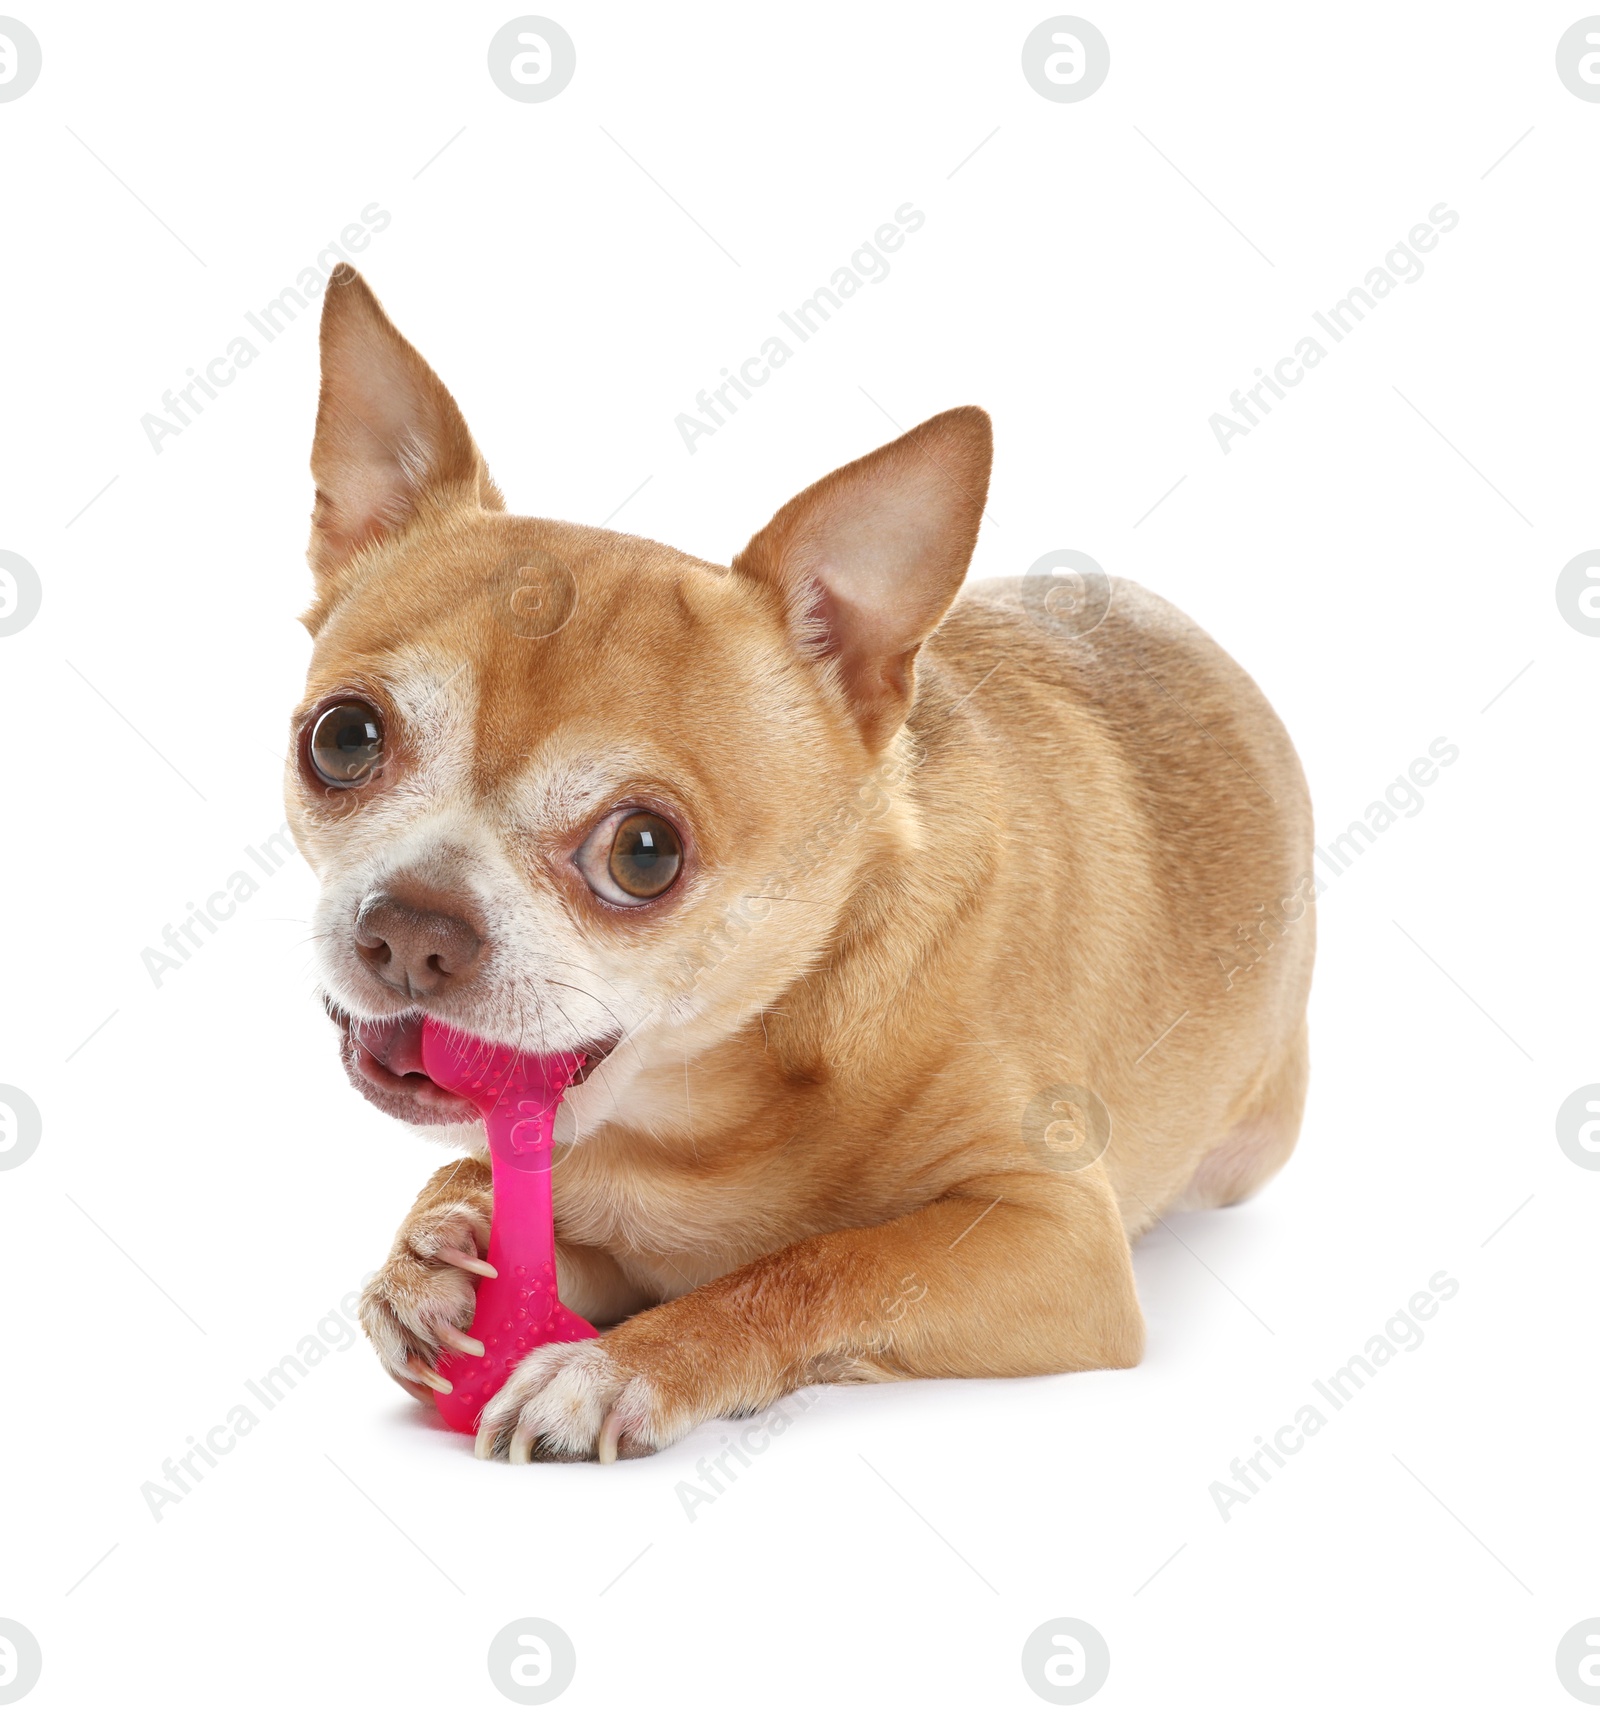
[287,267,1314,1464]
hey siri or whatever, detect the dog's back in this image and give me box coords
[915,577,1315,1233]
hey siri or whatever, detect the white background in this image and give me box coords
[1,2,1596,1716]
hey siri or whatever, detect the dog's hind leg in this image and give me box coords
[1178,1018,1309,1211]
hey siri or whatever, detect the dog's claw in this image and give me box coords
[392,1367,434,1405]
[436,1326,485,1356]
[597,1410,622,1465]
[417,1367,452,1393]
[438,1247,496,1278]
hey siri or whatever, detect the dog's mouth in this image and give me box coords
[326,1002,618,1126]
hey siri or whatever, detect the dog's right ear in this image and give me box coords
[305,267,503,613]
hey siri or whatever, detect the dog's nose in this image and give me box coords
[353,887,484,999]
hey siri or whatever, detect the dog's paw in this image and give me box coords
[359,1194,495,1401]
[474,1338,682,1464]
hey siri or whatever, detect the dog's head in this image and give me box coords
[287,269,991,1138]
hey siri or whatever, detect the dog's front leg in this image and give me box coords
[474,1168,1143,1462]
[359,1158,644,1400]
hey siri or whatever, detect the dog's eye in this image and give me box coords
[610,813,682,898]
[309,701,384,787]
[576,810,683,905]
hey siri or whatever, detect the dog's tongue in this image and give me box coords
[352,1014,428,1079]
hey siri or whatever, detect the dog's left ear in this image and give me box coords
[732,407,991,751]
[306,266,504,606]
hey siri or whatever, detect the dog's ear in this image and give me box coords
[306,267,503,601]
[732,407,992,751]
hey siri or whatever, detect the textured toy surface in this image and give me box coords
[419,1020,596,1434]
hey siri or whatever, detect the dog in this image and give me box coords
[286,266,1314,1464]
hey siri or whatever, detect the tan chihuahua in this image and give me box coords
[287,267,1314,1464]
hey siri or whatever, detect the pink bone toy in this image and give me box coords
[419,1018,596,1434]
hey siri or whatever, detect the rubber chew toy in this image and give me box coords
[419,1019,595,1434]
